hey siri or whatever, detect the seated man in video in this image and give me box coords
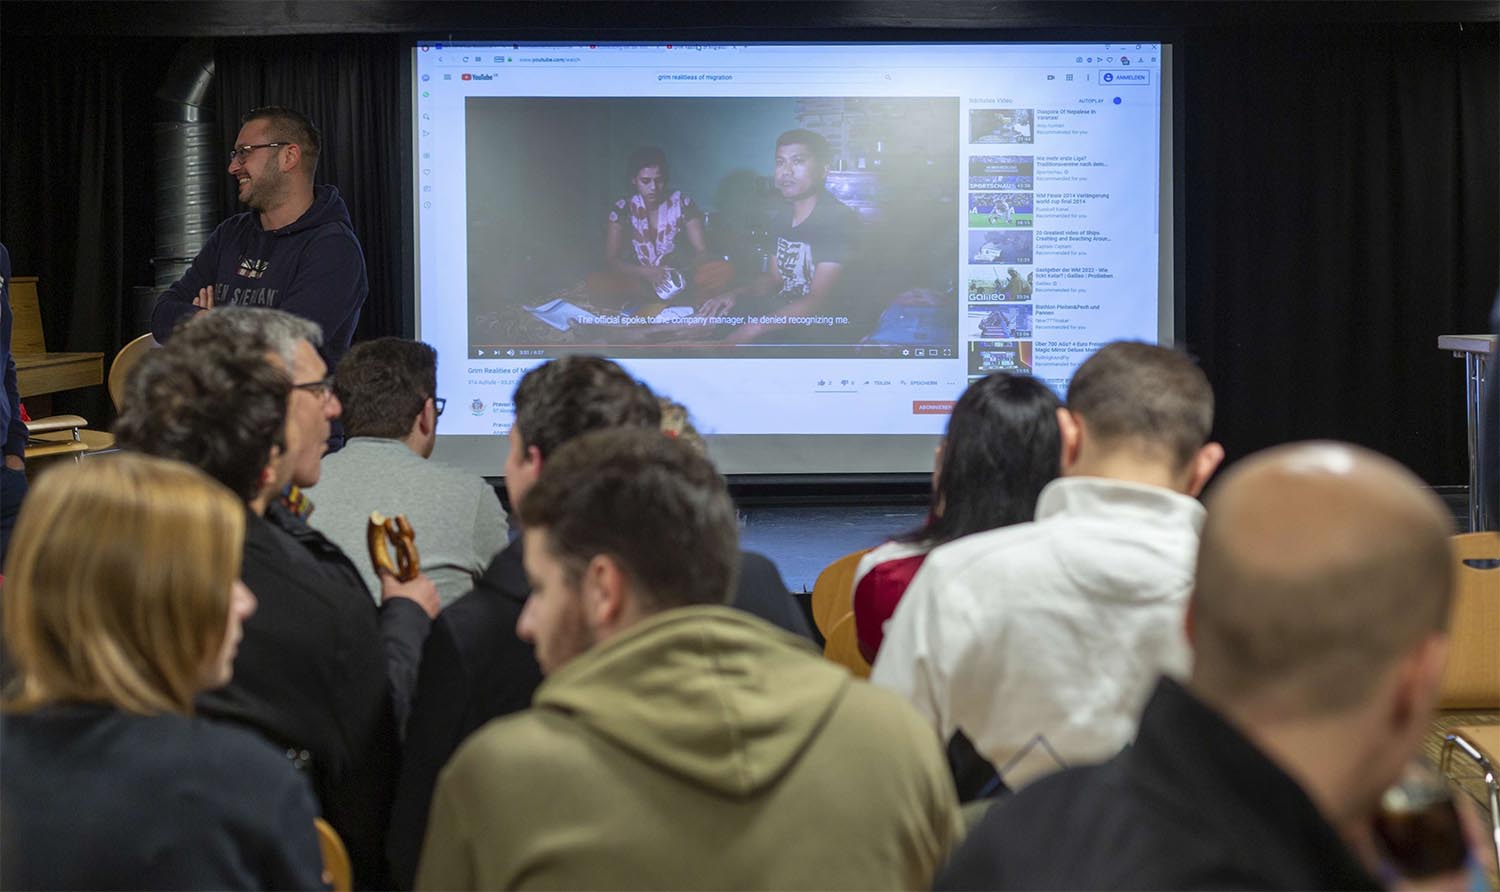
[697,129,860,344]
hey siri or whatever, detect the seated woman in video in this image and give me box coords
[0,455,324,891]
[586,145,731,311]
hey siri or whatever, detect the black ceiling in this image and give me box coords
[2,1,1495,38]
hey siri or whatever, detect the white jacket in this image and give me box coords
[870,476,1203,789]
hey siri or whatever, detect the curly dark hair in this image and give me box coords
[512,356,661,460]
[114,342,290,503]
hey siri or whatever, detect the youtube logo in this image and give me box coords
[461,73,472,80]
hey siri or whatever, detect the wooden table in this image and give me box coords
[1438,334,1497,532]
[10,275,105,403]
[15,352,104,399]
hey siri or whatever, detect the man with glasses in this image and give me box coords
[118,309,438,890]
[150,106,368,370]
[311,337,509,608]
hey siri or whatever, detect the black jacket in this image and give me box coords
[199,503,429,890]
[387,542,813,889]
[267,502,431,718]
[388,537,537,890]
[733,551,814,641]
[935,678,1381,891]
[1,703,325,890]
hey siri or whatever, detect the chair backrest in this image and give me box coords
[108,333,159,411]
[823,612,872,679]
[1441,532,1500,708]
[9,276,46,353]
[809,548,871,639]
[810,548,877,676]
[314,817,352,892]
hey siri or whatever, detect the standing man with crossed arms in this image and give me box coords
[151,106,367,369]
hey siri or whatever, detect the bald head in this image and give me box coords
[1190,442,1454,715]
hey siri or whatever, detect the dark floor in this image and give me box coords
[740,485,1476,594]
[738,505,926,593]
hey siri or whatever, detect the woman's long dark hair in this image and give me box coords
[900,373,1062,547]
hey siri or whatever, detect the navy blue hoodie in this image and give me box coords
[151,185,368,365]
[2,243,25,459]
[1484,291,1498,523]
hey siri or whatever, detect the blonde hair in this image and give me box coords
[2,454,245,715]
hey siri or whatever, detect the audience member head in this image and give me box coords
[505,355,661,509]
[1188,442,1454,823]
[658,397,707,456]
[334,338,440,456]
[515,428,738,673]
[1062,341,1222,495]
[911,373,1061,546]
[116,339,290,505]
[2,454,257,715]
[172,308,338,489]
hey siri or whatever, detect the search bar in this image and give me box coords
[658,70,892,85]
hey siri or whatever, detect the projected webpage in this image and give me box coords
[414,42,1166,451]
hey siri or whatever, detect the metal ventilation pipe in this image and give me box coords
[137,39,218,331]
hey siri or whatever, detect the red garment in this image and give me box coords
[852,546,930,663]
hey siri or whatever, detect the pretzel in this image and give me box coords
[367,511,420,582]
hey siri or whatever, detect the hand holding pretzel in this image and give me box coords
[367,511,420,582]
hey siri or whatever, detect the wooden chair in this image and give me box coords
[107,333,159,411]
[823,612,872,679]
[23,415,99,463]
[313,817,352,892]
[809,548,873,676]
[1441,532,1500,708]
[14,276,113,465]
[1439,726,1500,878]
[21,307,158,468]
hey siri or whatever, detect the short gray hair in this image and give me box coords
[176,307,322,371]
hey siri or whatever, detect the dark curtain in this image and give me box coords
[0,36,178,427]
[213,35,407,345]
[1183,22,1499,484]
[4,20,1496,486]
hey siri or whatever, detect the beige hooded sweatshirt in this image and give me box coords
[415,605,963,891]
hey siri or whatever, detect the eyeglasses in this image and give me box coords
[433,397,446,417]
[228,142,287,164]
[291,375,335,399]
